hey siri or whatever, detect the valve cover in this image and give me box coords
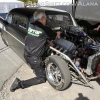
[53,39,76,51]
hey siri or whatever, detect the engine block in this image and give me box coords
[53,39,76,51]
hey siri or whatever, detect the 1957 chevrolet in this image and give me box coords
[0,7,100,91]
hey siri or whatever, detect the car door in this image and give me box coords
[0,17,9,43]
[6,13,28,61]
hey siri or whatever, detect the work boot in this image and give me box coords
[10,78,21,92]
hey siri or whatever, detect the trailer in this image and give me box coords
[0,0,24,19]
[38,0,100,33]
[0,0,24,31]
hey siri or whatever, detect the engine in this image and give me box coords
[53,39,76,58]
[53,39,76,51]
[45,24,100,78]
[64,26,88,46]
[52,26,100,70]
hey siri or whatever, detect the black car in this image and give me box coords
[0,7,76,61]
[1,7,99,91]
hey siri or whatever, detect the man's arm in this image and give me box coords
[44,26,61,40]
[47,40,54,47]
[94,25,100,31]
[46,31,61,47]
[56,31,61,38]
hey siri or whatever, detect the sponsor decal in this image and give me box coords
[28,27,42,37]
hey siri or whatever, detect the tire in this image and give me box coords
[91,56,100,74]
[78,21,92,33]
[45,55,71,91]
[1,33,8,46]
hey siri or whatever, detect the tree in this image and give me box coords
[31,0,38,3]
[19,0,29,4]
[19,0,38,4]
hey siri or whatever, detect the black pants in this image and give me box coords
[20,54,46,88]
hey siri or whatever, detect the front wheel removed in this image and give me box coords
[45,55,71,91]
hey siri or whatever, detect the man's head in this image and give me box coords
[33,10,46,25]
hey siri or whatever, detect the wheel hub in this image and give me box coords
[46,63,62,86]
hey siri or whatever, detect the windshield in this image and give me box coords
[46,14,73,28]
[29,11,76,28]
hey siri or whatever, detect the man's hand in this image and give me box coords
[56,31,61,38]
[94,25,100,31]
[47,40,54,47]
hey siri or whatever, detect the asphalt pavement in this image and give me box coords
[0,34,100,100]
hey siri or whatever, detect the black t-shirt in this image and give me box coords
[24,21,56,57]
[34,21,57,40]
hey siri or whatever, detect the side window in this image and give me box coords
[12,14,18,25]
[12,14,28,30]
[30,17,34,23]
[6,14,13,24]
[18,16,28,29]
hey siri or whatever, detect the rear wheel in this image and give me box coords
[78,21,92,33]
[45,55,71,91]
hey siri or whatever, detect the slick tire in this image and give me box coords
[45,55,71,91]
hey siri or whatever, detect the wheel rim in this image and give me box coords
[46,63,63,86]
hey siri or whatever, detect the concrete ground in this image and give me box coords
[0,34,100,100]
[0,34,24,90]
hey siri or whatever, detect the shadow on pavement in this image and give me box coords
[96,79,100,85]
[75,93,90,100]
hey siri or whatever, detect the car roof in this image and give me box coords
[10,7,69,17]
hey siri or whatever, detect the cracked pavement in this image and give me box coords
[0,34,100,100]
[0,34,24,90]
